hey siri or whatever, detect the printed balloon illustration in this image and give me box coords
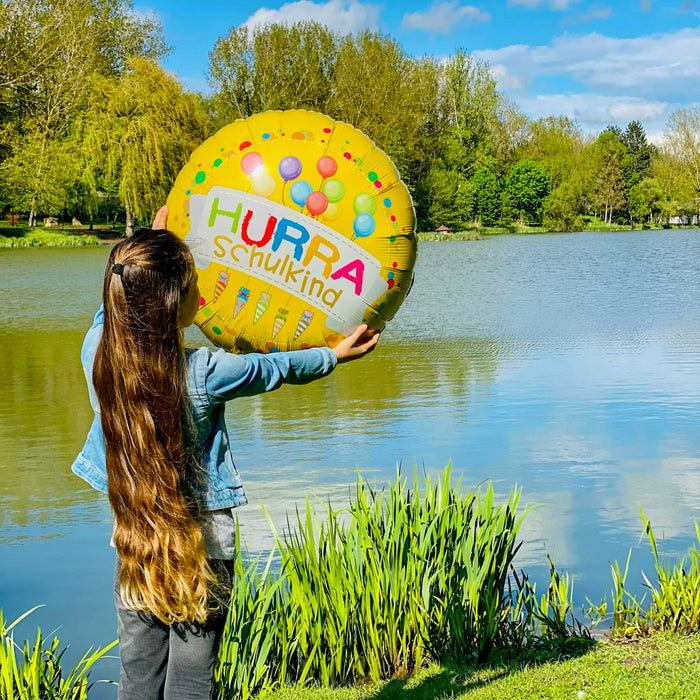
[166,110,416,353]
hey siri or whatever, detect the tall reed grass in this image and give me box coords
[0,608,116,699]
[215,466,583,699]
[589,510,700,638]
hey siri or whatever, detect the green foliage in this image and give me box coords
[80,58,210,228]
[209,22,337,122]
[587,131,631,224]
[0,0,168,224]
[543,179,584,231]
[0,607,116,699]
[589,512,700,638]
[664,107,700,215]
[621,120,655,182]
[627,184,648,223]
[423,165,472,230]
[439,51,504,175]
[0,231,100,247]
[504,159,550,224]
[216,465,588,698]
[470,169,501,225]
[638,177,670,222]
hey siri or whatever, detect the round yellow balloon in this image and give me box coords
[166,109,416,353]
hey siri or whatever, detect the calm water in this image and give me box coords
[1,231,699,693]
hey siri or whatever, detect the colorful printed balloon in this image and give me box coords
[306,191,329,216]
[289,180,313,208]
[166,109,416,354]
[317,156,338,178]
[278,156,302,182]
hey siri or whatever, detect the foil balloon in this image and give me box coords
[166,110,416,353]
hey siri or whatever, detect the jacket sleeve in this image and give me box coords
[203,346,337,404]
[80,305,105,414]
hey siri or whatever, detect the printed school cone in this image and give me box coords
[294,310,314,340]
[272,309,289,338]
[254,292,271,324]
[234,287,250,318]
[214,271,230,302]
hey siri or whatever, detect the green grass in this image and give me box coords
[0,230,100,247]
[267,634,700,699]
[417,218,691,239]
[417,230,485,241]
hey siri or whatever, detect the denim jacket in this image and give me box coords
[71,307,337,510]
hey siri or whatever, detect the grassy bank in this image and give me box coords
[0,223,124,247]
[417,219,692,240]
[271,634,700,699]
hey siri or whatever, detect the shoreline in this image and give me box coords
[1,224,698,248]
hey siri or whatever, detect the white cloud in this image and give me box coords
[562,5,612,24]
[474,27,700,102]
[608,99,667,122]
[508,0,581,9]
[401,1,490,34]
[489,63,523,89]
[511,92,669,128]
[242,0,382,34]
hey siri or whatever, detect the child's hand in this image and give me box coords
[152,205,168,230]
[332,325,380,364]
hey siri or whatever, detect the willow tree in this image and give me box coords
[81,58,209,234]
[0,0,166,224]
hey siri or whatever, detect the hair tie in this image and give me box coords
[112,263,124,275]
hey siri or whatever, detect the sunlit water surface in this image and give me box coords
[1,231,699,695]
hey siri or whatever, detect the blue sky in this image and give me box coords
[137,0,700,140]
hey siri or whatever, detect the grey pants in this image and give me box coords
[114,558,232,700]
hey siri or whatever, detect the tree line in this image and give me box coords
[1,2,698,233]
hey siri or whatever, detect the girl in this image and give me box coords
[71,207,378,700]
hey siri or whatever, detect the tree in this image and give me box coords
[208,22,336,123]
[470,168,501,225]
[81,59,209,234]
[664,108,700,216]
[0,0,167,223]
[543,178,584,231]
[621,120,655,183]
[587,131,630,224]
[523,116,583,189]
[439,50,504,178]
[423,164,471,230]
[627,184,647,224]
[503,159,550,224]
[637,177,669,223]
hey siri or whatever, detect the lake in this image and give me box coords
[1,230,699,695]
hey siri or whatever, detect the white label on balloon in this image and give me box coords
[185,186,386,335]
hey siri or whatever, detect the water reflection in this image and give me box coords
[1,232,699,684]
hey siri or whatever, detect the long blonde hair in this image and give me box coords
[94,228,215,623]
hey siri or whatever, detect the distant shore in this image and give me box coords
[1,222,698,248]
